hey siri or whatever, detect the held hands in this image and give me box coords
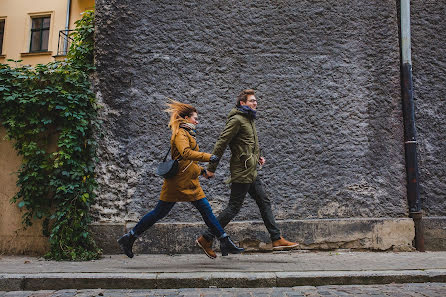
[201,169,215,179]
[202,157,264,179]
[200,155,218,180]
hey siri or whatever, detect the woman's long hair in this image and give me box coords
[165,99,197,141]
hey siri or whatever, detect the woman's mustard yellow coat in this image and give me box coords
[159,128,211,202]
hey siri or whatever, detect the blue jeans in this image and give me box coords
[131,198,226,239]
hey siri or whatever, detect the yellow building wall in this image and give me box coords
[0,0,94,255]
[0,128,49,255]
[0,0,94,65]
[70,0,95,29]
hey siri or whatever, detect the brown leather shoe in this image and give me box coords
[196,236,217,259]
[272,237,299,251]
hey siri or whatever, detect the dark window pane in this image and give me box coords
[41,29,49,51]
[43,17,50,28]
[0,20,4,54]
[30,31,41,51]
[29,17,50,52]
[0,20,5,55]
[32,18,42,29]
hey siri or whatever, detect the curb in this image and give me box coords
[1,270,446,291]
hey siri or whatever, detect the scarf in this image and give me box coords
[237,105,257,119]
[179,122,197,136]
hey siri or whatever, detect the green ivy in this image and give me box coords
[0,10,101,260]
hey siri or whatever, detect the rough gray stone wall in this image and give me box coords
[411,2,446,216]
[93,0,408,225]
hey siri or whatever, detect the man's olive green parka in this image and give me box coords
[207,107,260,183]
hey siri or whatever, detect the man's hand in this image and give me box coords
[205,171,215,179]
[259,157,266,166]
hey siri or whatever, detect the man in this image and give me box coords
[196,89,299,259]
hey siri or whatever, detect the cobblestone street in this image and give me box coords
[1,283,446,297]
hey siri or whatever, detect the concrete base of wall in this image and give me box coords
[0,233,49,256]
[424,217,446,251]
[3,216,446,255]
[91,218,417,255]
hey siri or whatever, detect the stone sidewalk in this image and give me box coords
[1,251,446,291]
[2,283,446,297]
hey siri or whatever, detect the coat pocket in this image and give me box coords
[240,152,259,170]
[180,160,200,177]
[190,162,201,179]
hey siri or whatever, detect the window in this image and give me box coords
[30,16,50,52]
[0,19,5,54]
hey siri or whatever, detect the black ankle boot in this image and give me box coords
[117,232,137,258]
[219,236,244,256]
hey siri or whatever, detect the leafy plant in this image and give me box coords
[0,10,101,260]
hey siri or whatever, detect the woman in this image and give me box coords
[117,100,244,259]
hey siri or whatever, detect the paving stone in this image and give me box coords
[250,292,269,295]
[72,290,102,297]
[202,294,224,297]
[269,291,285,297]
[176,288,201,293]
[101,292,132,297]
[51,290,78,297]
[149,290,177,296]
[4,292,32,297]
[284,293,305,297]
[4,283,446,297]
[235,293,251,297]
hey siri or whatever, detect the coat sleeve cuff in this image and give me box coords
[207,163,217,173]
[203,153,212,162]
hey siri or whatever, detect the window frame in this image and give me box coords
[29,16,51,53]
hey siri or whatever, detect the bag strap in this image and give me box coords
[163,144,184,162]
[162,147,171,162]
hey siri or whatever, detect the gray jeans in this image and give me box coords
[202,177,281,242]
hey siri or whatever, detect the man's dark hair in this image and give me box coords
[236,89,255,107]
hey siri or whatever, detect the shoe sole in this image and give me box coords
[272,243,300,251]
[196,239,217,259]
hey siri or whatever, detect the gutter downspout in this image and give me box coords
[63,0,72,54]
[400,0,425,252]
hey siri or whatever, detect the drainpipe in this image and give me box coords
[63,0,72,54]
[400,0,425,252]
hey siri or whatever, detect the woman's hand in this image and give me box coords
[259,157,266,166]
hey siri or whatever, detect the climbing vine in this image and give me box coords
[0,10,101,260]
